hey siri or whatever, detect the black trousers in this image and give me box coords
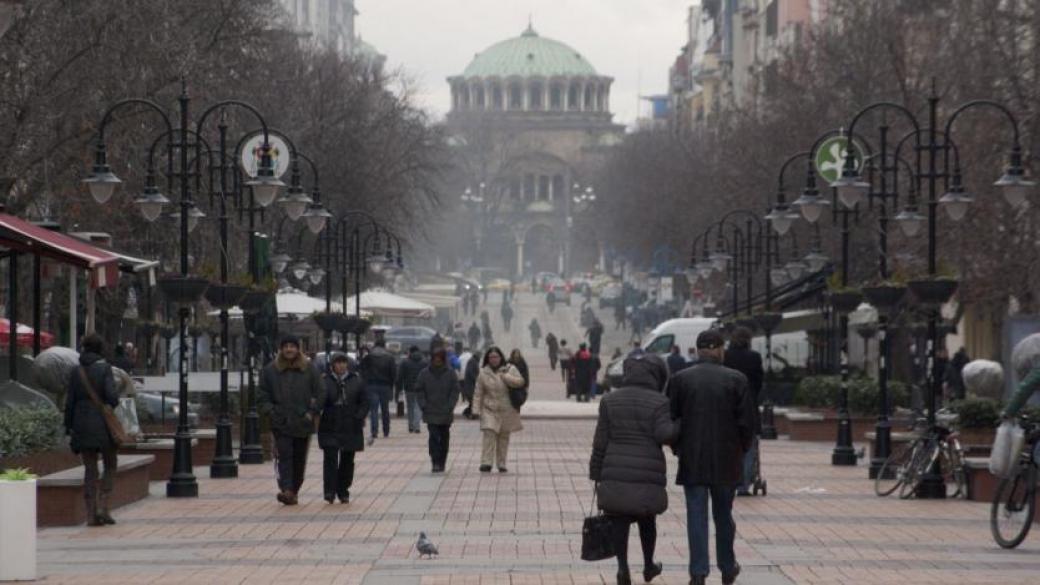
[322,448,355,499]
[81,446,118,503]
[611,515,657,573]
[427,423,451,467]
[273,433,310,493]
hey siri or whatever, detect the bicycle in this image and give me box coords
[990,417,1040,549]
[875,421,966,499]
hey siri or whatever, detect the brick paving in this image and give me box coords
[37,417,1040,585]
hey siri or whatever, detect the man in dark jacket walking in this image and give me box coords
[590,353,678,584]
[414,347,461,473]
[669,329,755,585]
[360,340,397,444]
[723,327,763,496]
[468,322,481,351]
[64,333,120,526]
[573,343,594,402]
[667,344,690,376]
[396,346,428,434]
[258,335,323,505]
[462,349,482,419]
[318,353,368,504]
[586,318,604,356]
[545,332,559,371]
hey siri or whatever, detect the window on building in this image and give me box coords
[509,84,523,109]
[538,176,550,200]
[491,85,503,110]
[529,82,543,110]
[584,86,594,110]
[474,86,485,108]
[550,85,563,110]
[766,1,778,37]
[523,174,535,200]
[568,85,580,110]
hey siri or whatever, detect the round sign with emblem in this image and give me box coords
[815,136,866,185]
[239,131,291,179]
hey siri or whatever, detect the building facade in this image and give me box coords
[276,0,384,65]
[446,25,623,277]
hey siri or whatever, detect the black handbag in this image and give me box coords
[581,485,615,561]
[508,386,528,410]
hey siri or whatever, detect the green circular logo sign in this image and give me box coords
[814,136,865,185]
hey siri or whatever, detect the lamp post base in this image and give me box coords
[868,419,892,479]
[915,464,947,499]
[760,401,778,440]
[831,414,857,466]
[239,411,264,464]
[210,417,238,478]
[166,431,198,498]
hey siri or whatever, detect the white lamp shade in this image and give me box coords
[995,171,1034,206]
[279,190,313,221]
[939,190,973,221]
[308,267,325,285]
[135,188,170,223]
[804,250,829,273]
[895,208,925,237]
[367,256,386,274]
[303,204,332,234]
[785,260,808,281]
[84,170,121,204]
[291,262,310,280]
[770,268,789,287]
[832,174,870,209]
[270,253,291,274]
[696,262,714,280]
[794,193,830,224]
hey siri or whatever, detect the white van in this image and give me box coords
[642,317,717,355]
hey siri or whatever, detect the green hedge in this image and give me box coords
[0,406,63,457]
[948,397,1001,430]
[793,375,910,416]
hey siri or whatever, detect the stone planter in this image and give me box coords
[0,478,36,581]
[158,275,209,305]
[784,410,881,442]
[204,284,248,310]
[908,279,958,306]
[829,290,863,314]
[862,285,906,309]
[239,290,272,314]
[956,427,997,448]
[342,316,371,336]
[313,312,348,333]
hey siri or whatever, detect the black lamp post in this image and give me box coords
[836,89,1032,496]
[85,83,284,496]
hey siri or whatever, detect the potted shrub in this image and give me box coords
[862,282,906,310]
[204,283,248,309]
[157,274,210,304]
[0,468,37,581]
[828,289,863,313]
[908,277,959,306]
[312,311,347,333]
[950,397,1000,446]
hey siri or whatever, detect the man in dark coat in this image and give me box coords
[945,347,970,401]
[396,345,428,434]
[668,344,690,376]
[318,353,368,504]
[586,319,604,356]
[545,332,559,371]
[258,335,323,505]
[722,327,763,496]
[64,333,120,526]
[468,322,482,351]
[360,340,397,444]
[414,347,461,473]
[462,349,482,419]
[573,343,594,402]
[590,353,678,583]
[669,329,755,585]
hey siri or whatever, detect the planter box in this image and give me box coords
[772,407,793,436]
[964,458,1040,523]
[1,449,81,477]
[204,284,248,310]
[0,479,36,581]
[864,430,918,461]
[957,428,996,449]
[36,454,153,527]
[784,411,879,442]
[120,437,202,481]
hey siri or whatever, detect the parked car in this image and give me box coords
[136,392,200,427]
[599,283,622,308]
[383,326,439,353]
[544,276,572,305]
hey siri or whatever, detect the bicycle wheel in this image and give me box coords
[900,440,936,499]
[940,442,967,499]
[991,465,1036,549]
[876,442,914,497]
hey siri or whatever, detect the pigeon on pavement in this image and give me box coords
[416,531,438,559]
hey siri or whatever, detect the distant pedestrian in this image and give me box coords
[462,349,482,419]
[64,333,120,526]
[546,290,557,313]
[529,318,542,348]
[668,344,690,376]
[468,321,482,351]
[360,340,397,445]
[414,347,461,473]
[258,335,322,506]
[474,346,525,473]
[501,301,514,332]
[396,345,428,434]
[531,275,538,293]
[589,353,677,584]
[614,301,627,330]
[112,343,134,374]
[509,348,530,391]
[572,343,593,402]
[559,339,574,383]
[586,318,604,356]
[670,330,755,585]
[628,339,645,357]
[546,332,559,371]
[318,353,368,504]
[723,327,763,497]
[686,347,699,365]
[945,347,970,401]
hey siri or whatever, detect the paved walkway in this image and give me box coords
[38,418,1040,584]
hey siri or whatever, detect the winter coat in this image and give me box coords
[64,353,119,453]
[462,355,481,402]
[512,359,530,389]
[669,358,755,486]
[529,321,542,339]
[590,363,679,517]
[572,350,594,395]
[414,364,461,425]
[475,364,525,433]
[546,334,559,357]
[396,350,428,395]
[667,352,690,376]
[318,372,369,451]
[258,353,323,438]
[724,345,764,435]
[360,346,397,387]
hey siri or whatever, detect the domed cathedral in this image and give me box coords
[446,23,623,278]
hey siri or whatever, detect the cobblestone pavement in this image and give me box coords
[37,417,1040,585]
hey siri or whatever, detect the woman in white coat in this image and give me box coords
[473,346,526,472]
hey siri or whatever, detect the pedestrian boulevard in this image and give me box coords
[38,418,1040,584]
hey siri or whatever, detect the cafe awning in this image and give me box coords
[0,213,120,288]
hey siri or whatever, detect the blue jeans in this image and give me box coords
[683,484,737,578]
[366,384,392,438]
[406,392,423,432]
[740,437,759,492]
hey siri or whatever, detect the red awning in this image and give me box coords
[0,318,55,349]
[0,213,120,288]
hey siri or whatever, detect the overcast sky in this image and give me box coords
[358,0,691,128]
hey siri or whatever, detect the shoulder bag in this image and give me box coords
[79,367,134,447]
[580,484,615,561]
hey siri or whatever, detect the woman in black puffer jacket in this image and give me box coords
[589,353,678,585]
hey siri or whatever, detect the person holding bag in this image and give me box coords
[63,334,121,527]
[473,346,525,473]
[589,353,678,585]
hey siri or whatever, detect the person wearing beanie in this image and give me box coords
[669,329,755,585]
[413,347,461,473]
[318,353,368,504]
[258,335,322,505]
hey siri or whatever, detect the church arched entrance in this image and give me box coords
[522,224,558,275]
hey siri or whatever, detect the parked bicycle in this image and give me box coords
[875,419,966,499]
[991,416,1040,549]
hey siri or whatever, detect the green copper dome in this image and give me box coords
[462,25,598,78]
